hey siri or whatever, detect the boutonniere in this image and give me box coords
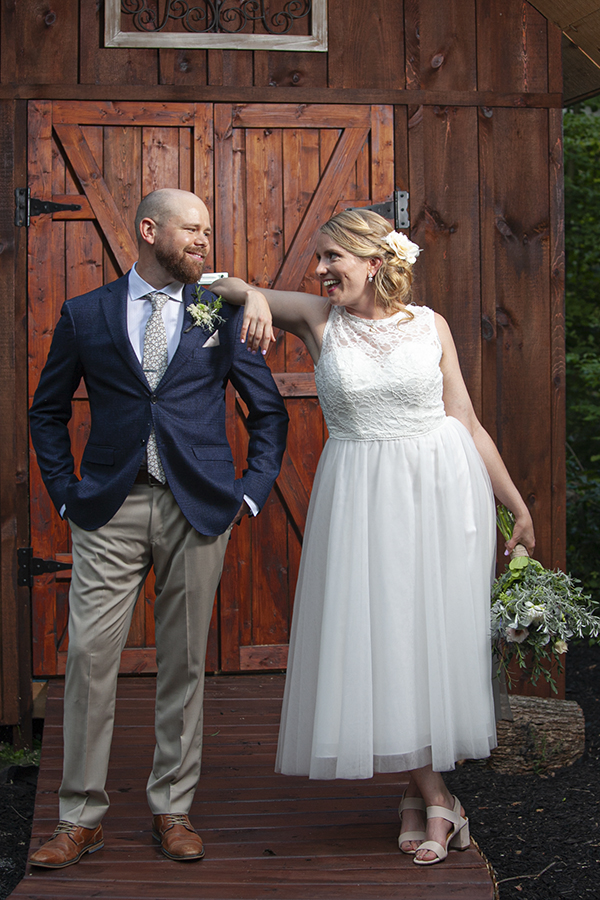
[184,285,225,333]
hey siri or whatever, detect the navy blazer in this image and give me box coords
[29,274,289,535]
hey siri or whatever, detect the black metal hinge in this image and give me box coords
[17,547,72,588]
[349,189,410,230]
[15,188,82,227]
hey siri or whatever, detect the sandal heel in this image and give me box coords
[449,818,470,850]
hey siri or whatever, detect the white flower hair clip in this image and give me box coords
[383,230,421,265]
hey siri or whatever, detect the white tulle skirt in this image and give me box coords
[275,416,498,779]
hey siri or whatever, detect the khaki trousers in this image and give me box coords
[59,484,230,828]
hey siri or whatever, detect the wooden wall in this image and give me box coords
[0,0,565,725]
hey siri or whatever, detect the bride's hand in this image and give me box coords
[505,510,535,556]
[240,289,276,355]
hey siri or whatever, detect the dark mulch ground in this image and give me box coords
[1,642,598,900]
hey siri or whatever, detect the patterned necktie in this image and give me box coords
[142,292,169,483]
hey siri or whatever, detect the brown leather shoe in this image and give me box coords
[152,814,205,861]
[29,821,104,868]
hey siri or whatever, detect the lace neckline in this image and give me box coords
[340,306,417,328]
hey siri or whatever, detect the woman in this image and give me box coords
[212,210,534,866]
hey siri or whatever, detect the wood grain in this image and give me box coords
[53,124,138,273]
[11,676,495,899]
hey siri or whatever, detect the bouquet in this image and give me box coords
[491,506,600,693]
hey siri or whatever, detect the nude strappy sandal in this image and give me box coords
[398,793,427,854]
[413,795,470,865]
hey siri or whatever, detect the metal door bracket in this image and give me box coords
[15,188,82,227]
[17,547,72,588]
[349,189,410,230]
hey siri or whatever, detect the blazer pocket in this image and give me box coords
[192,445,234,462]
[192,346,222,357]
[82,444,115,466]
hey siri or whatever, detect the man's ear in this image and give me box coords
[139,217,157,246]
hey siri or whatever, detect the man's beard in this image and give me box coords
[154,241,204,284]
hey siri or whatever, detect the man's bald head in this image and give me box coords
[134,189,212,288]
[134,189,207,244]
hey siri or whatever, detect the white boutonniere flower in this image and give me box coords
[185,285,225,333]
[383,230,421,265]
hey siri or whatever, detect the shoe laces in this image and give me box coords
[163,814,190,828]
[52,821,78,837]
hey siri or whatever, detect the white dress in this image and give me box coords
[275,305,498,779]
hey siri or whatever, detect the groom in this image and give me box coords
[28,189,288,867]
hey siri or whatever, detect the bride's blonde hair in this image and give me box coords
[319,209,415,316]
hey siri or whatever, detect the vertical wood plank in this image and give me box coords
[103,127,143,244]
[253,51,270,87]
[425,106,482,408]
[370,106,395,204]
[476,0,549,92]
[244,127,289,648]
[282,128,320,295]
[547,24,565,575]
[482,109,553,570]
[79,1,156,85]
[328,0,405,89]
[549,105,566,573]
[266,51,328,89]
[393,106,410,194]
[10,0,78,84]
[214,104,236,278]
[403,0,477,91]
[28,101,62,676]
[222,51,254,86]
[193,104,215,272]
[159,49,208,86]
[141,127,180,196]
[407,105,426,308]
[179,128,193,194]
[478,106,498,445]
[281,126,325,631]
[0,98,30,728]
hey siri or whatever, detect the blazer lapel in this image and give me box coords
[158,285,214,387]
[100,274,148,386]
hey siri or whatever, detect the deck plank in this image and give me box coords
[11,675,496,899]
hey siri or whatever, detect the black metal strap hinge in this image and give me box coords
[349,189,410,230]
[15,188,82,227]
[17,547,72,588]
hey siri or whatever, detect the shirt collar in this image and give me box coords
[128,263,185,303]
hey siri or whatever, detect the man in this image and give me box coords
[28,189,288,867]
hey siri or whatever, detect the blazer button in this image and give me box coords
[150,395,158,403]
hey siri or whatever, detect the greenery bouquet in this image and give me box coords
[491,506,600,693]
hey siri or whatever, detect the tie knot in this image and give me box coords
[147,291,169,312]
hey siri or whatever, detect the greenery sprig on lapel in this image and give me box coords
[185,285,225,333]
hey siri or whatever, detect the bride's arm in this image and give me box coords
[435,313,535,555]
[211,277,329,361]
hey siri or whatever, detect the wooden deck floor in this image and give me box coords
[12,675,496,899]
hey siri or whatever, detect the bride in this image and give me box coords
[212,209,534,866]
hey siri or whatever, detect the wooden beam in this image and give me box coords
[0,83,565,107]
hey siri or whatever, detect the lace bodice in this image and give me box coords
[314,305,446,440]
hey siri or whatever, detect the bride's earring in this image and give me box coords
[368,273,374,283]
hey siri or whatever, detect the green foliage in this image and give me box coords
[492,508,600,692]
[0,740,40,768]
[564,101,600,469]
[564,101,600,600]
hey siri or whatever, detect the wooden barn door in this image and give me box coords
[26,100,394,676]
[213,103,395,670]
